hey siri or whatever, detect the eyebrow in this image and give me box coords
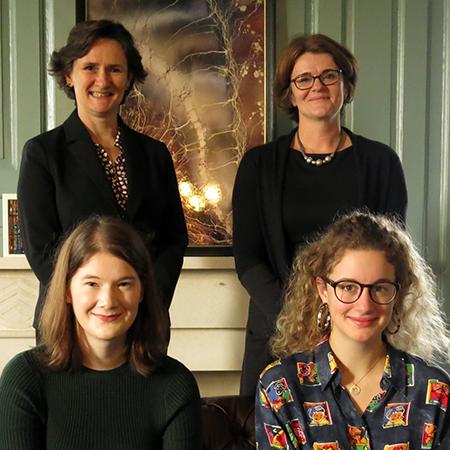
[293,68,338,77]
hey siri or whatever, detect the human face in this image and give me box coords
[316,249,397,348]
[65,38,130,123]
[290,52,345,123]
[67,252,142,351]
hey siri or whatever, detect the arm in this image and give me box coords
[17,138,62,285]
[153,147,188,307]
[162,365,202,450]
[232,150,283,322]
[255,382,294,449]
[383,150,408,223]
[0,353,46,450]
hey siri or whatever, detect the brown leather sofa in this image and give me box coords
[201,395,256,449]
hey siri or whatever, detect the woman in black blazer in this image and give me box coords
[18,20,187,332]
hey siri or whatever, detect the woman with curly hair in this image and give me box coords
[256,211,450,449]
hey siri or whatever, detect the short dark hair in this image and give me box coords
[39,216,169,376]
[274,34,358,122]
[49,20,147,100]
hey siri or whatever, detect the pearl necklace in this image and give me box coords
[296,129,344,166]
[349,353,385,395]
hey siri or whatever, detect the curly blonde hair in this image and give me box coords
[271,211,450,367]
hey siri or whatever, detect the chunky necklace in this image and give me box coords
[349,353,385,395]
[296,129,344,166]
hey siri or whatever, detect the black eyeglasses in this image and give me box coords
[291,69,343,90]
[323,277,400,305]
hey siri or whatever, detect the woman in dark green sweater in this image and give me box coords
[0,217,201,450]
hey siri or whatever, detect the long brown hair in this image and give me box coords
[271,211,450,366]
[39,216,169,376]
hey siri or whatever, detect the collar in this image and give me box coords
[314,338,407,395]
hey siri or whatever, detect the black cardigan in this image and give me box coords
[18,110,187,326]
[232,128,407,338]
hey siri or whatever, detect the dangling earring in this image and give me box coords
[386,308,401,335]
[317,303,331,332]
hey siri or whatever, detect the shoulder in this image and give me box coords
[153,356,199,395]
[0,349,45,395]
[22,123,65,155]
[243,132,293,161]
[259,351,313,386]
[348,129,401,162]
[402,352,450,383]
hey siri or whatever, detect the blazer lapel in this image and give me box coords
[63,110,119,211]
[119,120,147,219]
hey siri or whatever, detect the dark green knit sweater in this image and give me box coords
[0,350,201,449]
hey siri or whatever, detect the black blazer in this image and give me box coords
[18,110,188,327]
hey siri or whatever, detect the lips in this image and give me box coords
[348,316,377,327]
[93,313,121,322]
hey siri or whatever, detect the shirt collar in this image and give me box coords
[314,337,407,394]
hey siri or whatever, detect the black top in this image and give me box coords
[0,350,202,450]
[283,146,358,261]
[232,128,407,338]
[256,339,450,449]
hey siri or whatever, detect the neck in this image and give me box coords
[296,118,342,153]
[78,335,127,371]
[78,112,119,147]
[329,334,386,380]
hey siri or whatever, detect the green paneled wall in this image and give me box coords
[1,0,449,311]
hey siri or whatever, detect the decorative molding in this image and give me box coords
[310,0,320,33]
[0,274,37,333]
[394,0,405,161]
[439,0,450,265]
[44,0,56,131]
[0,2,4,160]
[343,0,355,130]
[8,2,19,170]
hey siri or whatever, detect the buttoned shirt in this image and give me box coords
[256,339,450,449]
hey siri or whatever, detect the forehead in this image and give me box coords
[77,38,127,63]
[292,52,338,75]
[329,249,395,281]
[73,251,137,278]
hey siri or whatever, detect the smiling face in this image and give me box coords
[290,51,345,123]
[67,251,142,352]
[316,249,397,349]
[65,38,130,124]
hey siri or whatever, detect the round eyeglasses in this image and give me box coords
[323,277,400,305]
[291,69,343,90]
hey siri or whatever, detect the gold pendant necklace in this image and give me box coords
[349,354,385,396]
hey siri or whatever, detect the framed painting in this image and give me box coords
[77,0,275,255]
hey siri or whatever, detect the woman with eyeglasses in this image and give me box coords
[256,211,450,449]
[232,34,408,395]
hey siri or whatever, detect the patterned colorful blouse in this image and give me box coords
[256,339,450,449]
[95,129,128,210]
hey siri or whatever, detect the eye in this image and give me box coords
[84,281,98,287]
[83,64,96,72]
[321,70,337,81]
[340,282,358,293]
[110,66,124,73]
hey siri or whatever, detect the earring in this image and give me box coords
[386,308,401,335]
[66,81,73,88]
[317,303,331,332]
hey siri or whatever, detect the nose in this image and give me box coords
[354,286,373,310]
[95,68,110,86]
[97,286,117,308]
[311,77,326,90]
